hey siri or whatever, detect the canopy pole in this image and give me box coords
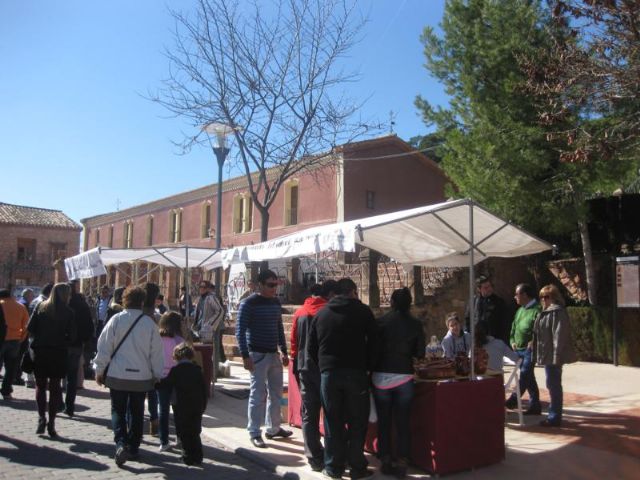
[315,252,319,284]
[469,202,476,380]
[185,246,190,322]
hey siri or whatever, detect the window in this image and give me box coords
[108,225,114,247]
[366,190,375,209]
[49,242,67,262]
[17,238,36,262]
[201,203,212,238]
[284,180,299,226]
[232,194,253,233]
[95,229,100,246]
[123,221,134,248]
[169,209,182,243]
[146,215,154,246]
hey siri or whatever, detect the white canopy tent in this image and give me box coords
[221,198,552,377]
[65,246,222,281]
[222,199,551,268]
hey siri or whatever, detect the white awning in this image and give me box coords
[221,199,551,268]
[65,246,222,280]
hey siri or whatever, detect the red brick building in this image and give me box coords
[81,135,449,298]
[0,202,82,290]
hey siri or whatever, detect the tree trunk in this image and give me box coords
[578,220,598,306]
[259,208,270,242]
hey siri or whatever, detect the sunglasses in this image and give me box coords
[265,282,278,288]
[540,295,550,300]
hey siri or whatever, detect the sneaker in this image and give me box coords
[250,436,267,448]
[159,443,172,452]
[1,392,13,400]
[115,445,129,467]
[265,428,293,439]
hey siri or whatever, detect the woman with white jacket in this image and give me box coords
[94,286,164,467]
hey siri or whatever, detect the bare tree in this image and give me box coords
[152,0,373,241]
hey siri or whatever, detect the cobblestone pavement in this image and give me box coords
[0,377,279,480]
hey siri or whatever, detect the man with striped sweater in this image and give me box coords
[235,269,292,448]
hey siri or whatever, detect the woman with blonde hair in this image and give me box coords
[27,282,77,437]
[534,284,576,427]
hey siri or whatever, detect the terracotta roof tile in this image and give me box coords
[0,202,82,230]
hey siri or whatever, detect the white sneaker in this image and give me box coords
[159,443,171,452]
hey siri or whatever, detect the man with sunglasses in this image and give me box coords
[235,269,291,448]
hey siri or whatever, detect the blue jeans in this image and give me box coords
[0,340,20,395]
[111,389,145,453]
[157,385,172,445]
[299,368,323,462]
[247,352,283,438]
[64,347,82,414]
[373,379,414,461]
[509,349,540,408]
[320,369,370,475]
[545,365,563,423]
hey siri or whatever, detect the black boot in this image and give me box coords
[47,419,58,438]
[36,416,46,434]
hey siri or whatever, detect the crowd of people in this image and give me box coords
[0,271,575,476]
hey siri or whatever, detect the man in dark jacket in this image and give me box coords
[64,281,94,416]
[290,280,339,472]
[307,278,377,480]
[464,275,510,343]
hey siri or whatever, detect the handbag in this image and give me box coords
[103,313,144,379]
[20,347,35,374]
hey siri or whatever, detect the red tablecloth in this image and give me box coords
[288,363,504,475]
[193,343,213,397]
[365,377,505,475]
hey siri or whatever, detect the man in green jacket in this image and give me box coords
[505,283,541,414]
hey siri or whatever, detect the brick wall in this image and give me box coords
[0,224,81,289]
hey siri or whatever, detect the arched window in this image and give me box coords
[169,209,182,243]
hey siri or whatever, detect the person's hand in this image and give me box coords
[281,353,289,367]
[526,341,533,351]
[243,357,254,372]
[96,373,105,387]
[511,343,517,351]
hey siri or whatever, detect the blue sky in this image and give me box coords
[0,0,448,226]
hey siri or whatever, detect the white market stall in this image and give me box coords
[222,198,552,376]
[64,245,223,309]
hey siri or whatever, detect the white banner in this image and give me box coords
[64,247,107,280]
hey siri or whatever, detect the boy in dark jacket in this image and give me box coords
[159,342,208,465]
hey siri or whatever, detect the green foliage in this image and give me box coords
[567,306,613,363]
[415,0,635,241]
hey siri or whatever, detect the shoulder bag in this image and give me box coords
[103,313,145,378]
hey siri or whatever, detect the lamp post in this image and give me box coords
[203,122,237,295]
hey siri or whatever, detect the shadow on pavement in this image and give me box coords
[0,433,109,471]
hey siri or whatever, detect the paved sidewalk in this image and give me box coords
[0,378,278,480]
[207,361,640,479]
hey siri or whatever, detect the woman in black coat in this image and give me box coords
[27,283,76,437]
[371,288,425,478]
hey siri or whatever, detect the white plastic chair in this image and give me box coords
[504,358,523,426]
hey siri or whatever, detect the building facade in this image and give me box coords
[81,135,449,300]
[0,202,82,291]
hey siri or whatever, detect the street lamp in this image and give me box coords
[202,122,238,294]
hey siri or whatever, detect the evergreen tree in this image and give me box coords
[416,0,635,304]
